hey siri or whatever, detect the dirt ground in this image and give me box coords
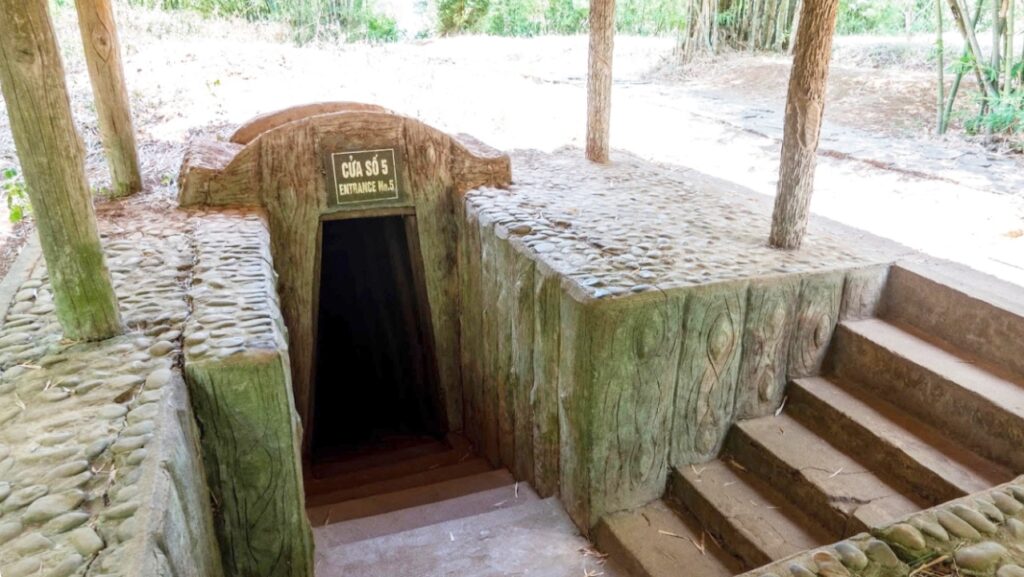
[0,6,1021,285]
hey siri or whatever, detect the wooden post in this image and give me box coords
[586,0,615,163]
[0,0,123,340]
[768,0,840,250]
[75,0,142,196]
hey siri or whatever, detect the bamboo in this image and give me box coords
[941,0,984,133]
[938,0,946,134]
[1005,0,1015,92]
[951,0,998,97]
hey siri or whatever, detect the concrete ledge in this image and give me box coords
[183,210,313,577]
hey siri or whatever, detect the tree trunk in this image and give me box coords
[75,0,142,196]
[586,0,615,163]
[769,0,840,250]
[0,0,123,340]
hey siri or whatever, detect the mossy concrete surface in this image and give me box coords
[459,149,912,531]
[183,210,314,577]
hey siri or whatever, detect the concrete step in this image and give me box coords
[832,318,1024,472]
[881,261,1024,378]
[306,457,493,509]
[669,460,832,568]
[315,477,538,547]
[728,413,925,538]
[315,497,624,577]
[305,435,475,497]
[307,468,516,527]
[594,499,742,577]
[789,376,1012,504]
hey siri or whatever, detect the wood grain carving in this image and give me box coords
[491,229,516,469]
[458,204,485,457]
[230,102,391,144]
[585,293,685,527]
[672,284,747,466]
[841,264,890,320]
[788,271,844,378]
[735,278,799,418]
[509,239,537,483]
[479,214,503,466]
[531,262,561,497]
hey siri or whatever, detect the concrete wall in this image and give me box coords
[459,199,892,531]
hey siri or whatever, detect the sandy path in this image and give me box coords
[0,7,1021,285]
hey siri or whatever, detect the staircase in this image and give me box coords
[308,435,623,576]
[597,261,1024,577]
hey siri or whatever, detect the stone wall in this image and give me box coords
[736,476,1024,577]
[182,210,313,577]
[0,215,222,577]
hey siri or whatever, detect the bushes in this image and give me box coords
[122,0,402,43]
[437,0,492,34]
[437,0,683,35]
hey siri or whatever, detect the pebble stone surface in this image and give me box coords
[184,210,288,364]
[466,149,906,298]
[742,479,1024,577]
[0,210,196,577]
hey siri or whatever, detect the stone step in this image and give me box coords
[882,261,1024,378]
[728,413,925,539]
[305,435,475,497]
[311,436,453,478]
[594,499,742,577]
[315,497,623,577]
[669,460,832,568]
[307,468,516,527]
[832,318,1024,472]
[314,478,539,547]
[306,457,493,509]
[789,376,1012,504]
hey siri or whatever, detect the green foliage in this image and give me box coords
[439,0,683,36]
[485,0,542,35]
[616,0,686,34]
[1,169,31,224]
[544,0,587,34]
[124,0,401,43]
[836,0,936,35]
[965,91,1024,136]
[438,0,491,34]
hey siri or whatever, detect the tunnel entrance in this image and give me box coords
[310,214,445,468]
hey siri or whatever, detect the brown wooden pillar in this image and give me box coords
[75,0,143,196]
[768,0,840,250]
[0,0,123,340]
[586,0,615,163]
